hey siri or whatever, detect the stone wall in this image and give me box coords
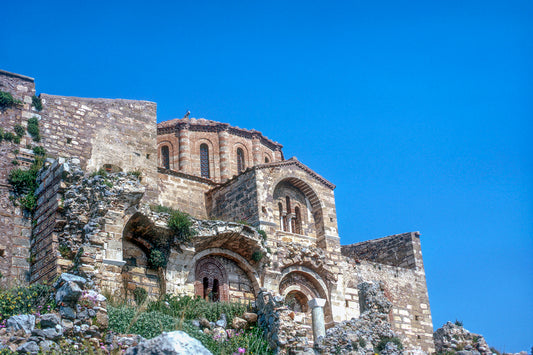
[30,159,66,284]
[0,70,37,284]
[206,169,259,225]
[342,232,435,353]
[341,232,419,269]
[38,94,158,203]
[157,169,216,219]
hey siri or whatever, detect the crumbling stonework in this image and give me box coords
[434,322,491,355]
[0,69,437,354]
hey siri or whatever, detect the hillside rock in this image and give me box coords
[125,331,212,355]
[434,322,490,355]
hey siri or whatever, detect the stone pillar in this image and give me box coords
[178,122,190,172]
[218,126,230,182]
[252,133,261,165]
[308,298,326,341]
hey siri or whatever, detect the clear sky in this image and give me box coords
[2,0,531,352]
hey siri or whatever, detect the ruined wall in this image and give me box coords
[38,94,158,203]
[157,169,216,219]
[0,70,37,284]
[157,118,283,183]
[206,169,260,225]
[30,159,65,284]
[341,232,435,353]
[341,232,418,269]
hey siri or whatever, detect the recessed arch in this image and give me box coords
[190,248,261,296]
[272,177,325,244]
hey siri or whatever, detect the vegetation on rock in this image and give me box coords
[0,91,22,109]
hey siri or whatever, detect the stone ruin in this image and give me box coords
[0,69,436,353]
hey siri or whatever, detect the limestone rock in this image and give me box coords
[125,331,212,355]
[16,341,39,354]
[40,313,60,329]
[232,316,248,330]
[55,281,83,305]
[6,315,35,335]
[242,312,258,323]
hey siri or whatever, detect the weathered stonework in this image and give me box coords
[0,69,436,353]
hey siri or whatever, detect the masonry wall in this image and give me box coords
[38,94,158,203]
[157,169,216,219]
[30,160,65,284]
[342,232,435,353]
[0,70,37,284]
[206,169,260,225]
[341,232,418,269]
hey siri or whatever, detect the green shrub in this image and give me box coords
[375,337,403,353]
[359,338,366,348]
[14,124,25,137]
[108,306,177,339]
[0,91,21,108]
[32,146,46,156]
[32,95,42,111]
[258,229,267,240]
[0,284,55,319]
[149,249,167,268]
[168,209,196,243]
[27,116,40,141]
[13,136,20,144]
[19,193,37,211]
[8,168,38,194]
[0,128,3,143]
[455,319,463,327]
[252,250,264,262]
[133,287,148,305]
[3,132,14,142]
[147,294,249,326]
[128,170,142,180]
[90,168,108,178]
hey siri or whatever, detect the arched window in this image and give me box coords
[294,206,302,234]
[265,157,270,163]
[237,148,245,173]
[161,146,170,169]
[286,196,291,214]
[200,143,210,178]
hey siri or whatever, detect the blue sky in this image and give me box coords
[2,0,531,351]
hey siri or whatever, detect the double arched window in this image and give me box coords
[279,196,303,234]
[200,143,210,178]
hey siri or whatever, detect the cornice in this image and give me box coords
[255,158,336,190]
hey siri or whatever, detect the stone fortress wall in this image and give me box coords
[0,69,435,353]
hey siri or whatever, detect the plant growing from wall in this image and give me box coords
[32,95,42,111]
[0,91,22,109]
[26,116,40,142]
[251,250,264,262]
[14,124,25,137]
[3,131,14,142]
[8,154,45,213]
[168,209,196,244]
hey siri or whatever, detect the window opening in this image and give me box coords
[161,146,170,169]
[203,277,209,300]
[200,143,210,178]
[212,279,220,302]
[295,206,302,234]
[265,157,269,163]
[237,148,245,173]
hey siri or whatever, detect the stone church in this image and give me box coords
[0,69,435,353]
